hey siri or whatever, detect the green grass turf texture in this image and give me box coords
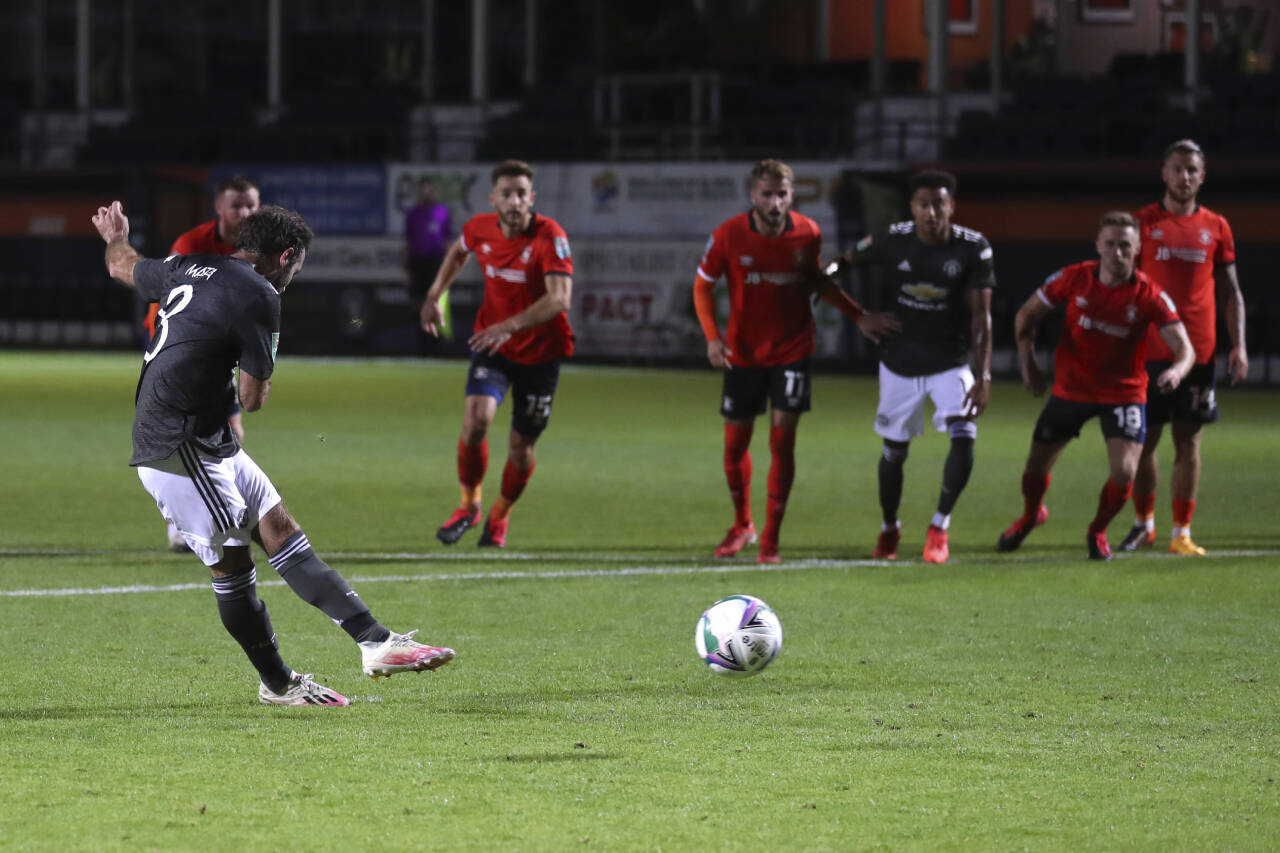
[1,351,1278,852]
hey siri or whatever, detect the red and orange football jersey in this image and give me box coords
[462,212,574,364]
[696,211,822,367]
[1037,260,1180,405]
[1135,202,1234,364]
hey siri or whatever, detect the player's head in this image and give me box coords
[213,174,261,243]
[747,159,794,234]
[237,205,314,292]
[1161,138,1205,206]
[489,159,535,232]
[908,170,956,243]
[418,177,437,203]
[1095,211,1141,280]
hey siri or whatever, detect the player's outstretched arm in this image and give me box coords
[468,273,573,355]
[813,257,899,344]
[91,201,142,287]
[1155,321,1195,394]
[1014,293,1050,396]
[422,237,470,335]
[1214,263,1248,384]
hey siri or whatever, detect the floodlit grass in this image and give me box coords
[1,351,1278,851]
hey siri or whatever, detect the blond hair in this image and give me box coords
[748,158,794,186]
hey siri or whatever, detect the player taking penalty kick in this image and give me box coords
[694,158,898,563]
[997,212,1193,561]
[422,160,574,549]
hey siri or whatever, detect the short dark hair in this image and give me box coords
[1099,210,1139,231]
[236,205,314,256]
[909,170,957,196]
[1163,138,1205,162]
[491,159,534,185]
[749,158,794,185]
[216,173,258,195]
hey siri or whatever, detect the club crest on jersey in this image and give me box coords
[1075,296,1088,308]
[270,333,279,362]
[1125,305,1138,323]
[740,255,754,267]
[554,236,571,260]
[793,249,805,266]
[943,259,962,278]
[481,243,491,255]
[1199,229,1212,245]
[520,246,533,263]
[1151,228,1164,240]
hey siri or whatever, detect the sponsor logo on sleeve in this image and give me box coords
[856,235,874,252]
[554,236,571,260]
[270,333,279,362]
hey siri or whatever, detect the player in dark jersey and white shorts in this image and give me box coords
[843,171,996,564]
[93,201,455,707]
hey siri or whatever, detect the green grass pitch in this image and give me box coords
[1,351,1278,851]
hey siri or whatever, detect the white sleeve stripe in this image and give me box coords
[458,234,469,252]
[1035,288,1053,307]
[696,266,717,282]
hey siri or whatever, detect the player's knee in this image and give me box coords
[211,546,254,577]
[947,419,977,441]
[881,439,909,465]
[256,502,299,549]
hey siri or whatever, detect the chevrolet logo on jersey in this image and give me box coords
[901,283,948,301]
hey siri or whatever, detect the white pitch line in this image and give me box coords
[2,548,1277,599]
[0,558,884,598]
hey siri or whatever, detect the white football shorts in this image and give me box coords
[136,444,282,566]
[874,363,976,442]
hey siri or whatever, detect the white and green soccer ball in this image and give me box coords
[695,594,783,677]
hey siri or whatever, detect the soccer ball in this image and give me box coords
[695,594,783,677]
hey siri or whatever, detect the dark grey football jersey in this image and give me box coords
[130,254,280,465]
[852,221,995,377]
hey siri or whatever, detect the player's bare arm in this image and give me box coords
[238,369,271,412]
[965,287,994,416]
[92,201,141,287]
[468,273,573,355]
[1014,293,1051,396]
[421,237,471,335]
[1155,321,1195,394]
[1214,262,1248,384]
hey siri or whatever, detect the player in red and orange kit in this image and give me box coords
[693,159,898,563]
[150,174,260,552]
[422,160,573,549]
[997,212,1194,561]
[1118,139,1249,556]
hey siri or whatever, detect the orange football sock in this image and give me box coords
[724,422,754,527]
[1172,498,1196,528]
